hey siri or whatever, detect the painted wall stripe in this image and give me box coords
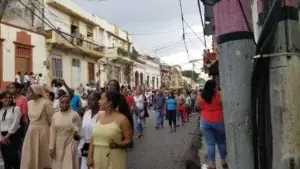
[217,31,253,45]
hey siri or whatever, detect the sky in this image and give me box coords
[73,0,211,78]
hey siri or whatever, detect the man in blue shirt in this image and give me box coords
[154,89,166,130]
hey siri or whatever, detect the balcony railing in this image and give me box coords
[46,30,104,56]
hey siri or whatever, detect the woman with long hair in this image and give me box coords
[106,80,133,131]
[87,91,133,169]
[0,91,22,169]
[78,92,101,169]
[49,95,82,169]
[20,85,53,169]
[199,79,227,169]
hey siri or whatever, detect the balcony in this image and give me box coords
[46,30,105,58]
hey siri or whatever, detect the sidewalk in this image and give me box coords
[199,138,222,169]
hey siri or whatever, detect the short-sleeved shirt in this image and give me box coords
[154,95,166,110]
[71,94,82,112]
[167,98,176,111]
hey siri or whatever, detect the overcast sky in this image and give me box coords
[73,0,211,76]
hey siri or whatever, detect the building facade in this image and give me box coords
[132,56,161,89]
[160,64,171,89]
[45,0,105,88]
[0,22,47,90]
[1,0,161,90]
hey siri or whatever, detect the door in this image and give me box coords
[88,62,95,84]
[15,46,31,81]
[72,59,81,88]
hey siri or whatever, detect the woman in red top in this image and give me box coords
[199,79,227,169]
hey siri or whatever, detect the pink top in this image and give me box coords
[15,95,28,124]
[200,92,223,123]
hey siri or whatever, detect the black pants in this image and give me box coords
[168,110,177,126]
[0,130,21,169]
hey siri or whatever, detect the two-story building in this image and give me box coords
[45,0,105,88]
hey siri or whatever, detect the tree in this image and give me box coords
[181,70,199,81]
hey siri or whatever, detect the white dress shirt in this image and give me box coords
[0,106,21,135]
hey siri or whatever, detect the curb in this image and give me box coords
[175,120,202,169]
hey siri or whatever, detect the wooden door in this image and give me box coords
[88,62,95,84]
[15,46,31,75]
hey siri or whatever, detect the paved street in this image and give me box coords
[128,110,199,169]
[0,110,199,169]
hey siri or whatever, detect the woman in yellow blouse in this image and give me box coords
[87,91,133,169]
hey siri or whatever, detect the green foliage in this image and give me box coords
[117,47,140,60]
[130,47,139,60]
[182,70,200,81]
[123,62,134,85]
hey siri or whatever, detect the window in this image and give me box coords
[114,67,121,82]
[87,25,93,40]
[72,59,80,67]
[52,56,63,78]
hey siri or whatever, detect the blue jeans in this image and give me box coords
[135,110,144,135]
[155,109,164,127]
[200,118,227,163]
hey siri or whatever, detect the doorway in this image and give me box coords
[72,59,81,88]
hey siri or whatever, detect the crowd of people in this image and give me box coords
[0,76,227,169]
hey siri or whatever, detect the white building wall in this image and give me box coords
[133,60,161,89]
[1,23,47,82]
[45,5,71,33]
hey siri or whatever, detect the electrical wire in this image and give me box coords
[183,19,206,46]
[178,0,190,62]
[145,40,184,55]
[197,0,207,49]
[237,0,256,46]
[141,39,183,52]
[129,21,201,36]
[19,0,108,66]
[186,34,202,52]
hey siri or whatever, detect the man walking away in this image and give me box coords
[154,89,166,130]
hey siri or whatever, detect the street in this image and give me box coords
[128,110,199,169]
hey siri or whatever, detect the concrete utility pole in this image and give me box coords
[214,0,255,169]
[0,0,9,21]
[266,0,300,168]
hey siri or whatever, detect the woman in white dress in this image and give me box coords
[78,92,101,169]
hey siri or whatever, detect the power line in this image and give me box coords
[129,21,201,36]
[186,34,202,52]
[141,39,183,51]
[144,40,184,55]
[183,19,206,45]
[19,0,108,66]
[197,0,207,48]
[178,0,190,62]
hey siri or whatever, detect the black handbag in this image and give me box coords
[81,143,89,157]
